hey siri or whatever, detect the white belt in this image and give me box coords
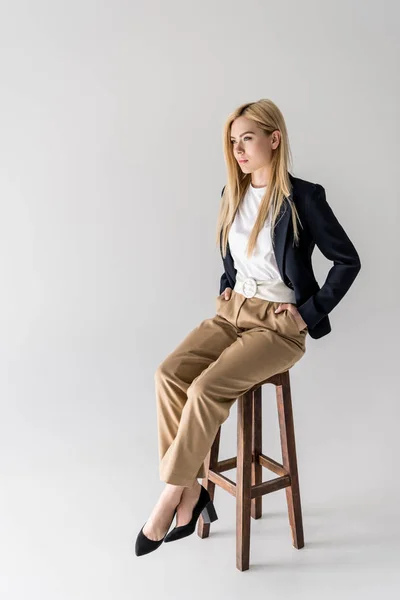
[234,274,296,304]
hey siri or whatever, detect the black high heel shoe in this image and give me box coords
[134,507,177,556]
[164,484,218,543]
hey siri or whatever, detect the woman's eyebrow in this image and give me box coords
[230,130,255,140]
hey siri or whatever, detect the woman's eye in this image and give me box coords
[231,137,252,144]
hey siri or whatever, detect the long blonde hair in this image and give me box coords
[216,99,302,259]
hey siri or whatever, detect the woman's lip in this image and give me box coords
[239,159,248,163]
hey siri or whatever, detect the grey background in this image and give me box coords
[0,0,399,597]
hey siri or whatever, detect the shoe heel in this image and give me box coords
[201,500,218,524]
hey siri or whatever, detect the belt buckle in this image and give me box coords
[242,277,257,298]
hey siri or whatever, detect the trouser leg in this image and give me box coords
[155,313,237,485]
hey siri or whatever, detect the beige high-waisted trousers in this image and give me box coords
[155,289,308,487]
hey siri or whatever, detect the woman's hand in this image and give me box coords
[219,287,232,300]
[274,303,308,331]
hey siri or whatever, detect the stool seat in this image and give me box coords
[197,369,304,571]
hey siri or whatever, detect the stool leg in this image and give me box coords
[251,387,262,519]
[197,426,221,539]
[276,372,305,549]
[236,391,253,571]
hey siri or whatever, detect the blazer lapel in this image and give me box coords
[272,184,293,281]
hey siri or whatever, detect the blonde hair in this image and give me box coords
[216,99,303,259]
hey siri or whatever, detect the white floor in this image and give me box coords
[1,462,399,600]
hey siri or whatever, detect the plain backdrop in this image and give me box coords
[0,0,399,598]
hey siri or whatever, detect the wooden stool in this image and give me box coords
[197,370,304,571]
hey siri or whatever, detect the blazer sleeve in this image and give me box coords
[296,183,361,329]
[219,271,231,295]
[219,184,232,294]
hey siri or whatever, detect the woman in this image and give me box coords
[135,99,361,556]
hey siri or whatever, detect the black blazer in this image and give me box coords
[219,173,361,339]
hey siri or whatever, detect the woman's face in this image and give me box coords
[230,116,280,173]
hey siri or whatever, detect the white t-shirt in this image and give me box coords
[228,182,296,303]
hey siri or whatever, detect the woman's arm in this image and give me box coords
[219,271,231,295]
[296,183,362,329]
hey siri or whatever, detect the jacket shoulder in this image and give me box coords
[289,173,321,195]
[289,174,324,211]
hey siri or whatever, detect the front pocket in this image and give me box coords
[217,291,233,301]
[216,292,233,316]
[286,309,308,333]
[286,309,301,332]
